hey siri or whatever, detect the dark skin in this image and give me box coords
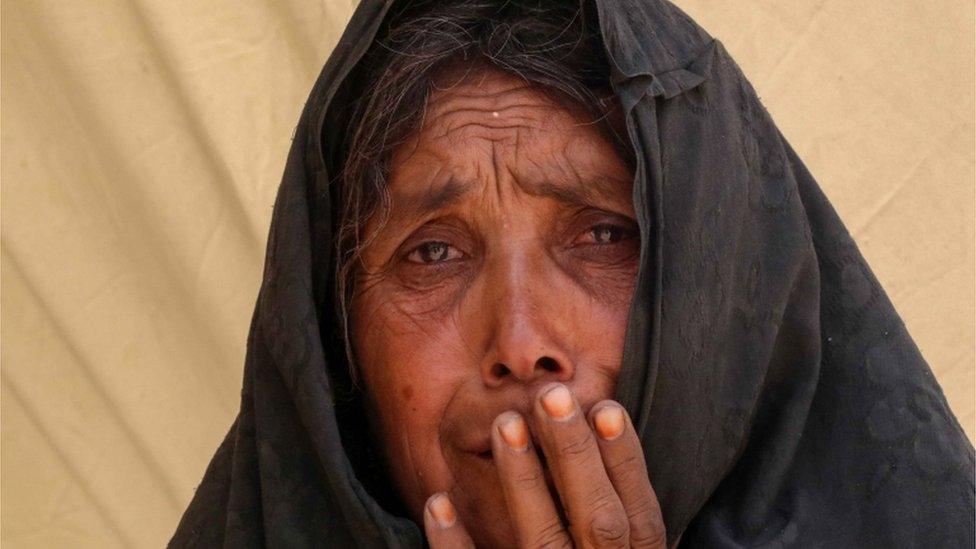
[351,68,666,547]
[425,386,666,548]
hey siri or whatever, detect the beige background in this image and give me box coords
[2,1,973,547]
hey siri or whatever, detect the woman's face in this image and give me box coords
[352,68,638,546]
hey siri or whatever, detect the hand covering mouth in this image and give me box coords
[468,431,545,461]
[468,431,559,498]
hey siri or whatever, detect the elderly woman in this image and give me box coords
[170,0,974,547]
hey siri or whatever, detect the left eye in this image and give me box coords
[581,224,633,245]
[406,241,463,264]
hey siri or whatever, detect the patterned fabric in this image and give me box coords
[170,1,975,547]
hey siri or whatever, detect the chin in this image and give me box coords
[453,490,516,548]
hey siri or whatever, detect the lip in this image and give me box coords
[463,431,559,500]
[454,391,599,466]
[469,437,493,461]
[469,443,558,496]
[467,430,546,463]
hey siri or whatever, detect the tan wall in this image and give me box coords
[2,1,972,547]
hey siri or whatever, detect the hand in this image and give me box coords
[424,382,666,548]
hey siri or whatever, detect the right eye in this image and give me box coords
[405,241,464,265]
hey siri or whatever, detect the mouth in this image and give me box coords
[472,445,560,513]
[471,433,551,470]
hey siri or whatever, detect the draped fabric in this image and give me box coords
[1,1,973,547]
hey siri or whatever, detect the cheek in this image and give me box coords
[544,263,638,396]
[572,293,633,385]
[559,251,640,318]
[354,289,471,392]
[555,254,639,345]
[357,265,472,335]
[352,289,471,502]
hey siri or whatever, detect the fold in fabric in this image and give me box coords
[170,1,975,546]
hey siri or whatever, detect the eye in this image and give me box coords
[578,223,636,246]
[405,241,464,265]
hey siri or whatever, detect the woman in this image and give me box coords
[170,0,975,547]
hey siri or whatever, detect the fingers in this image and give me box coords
[436,387,665,549]
[424,493,475,549]
[589,401,667,548]
[490,411,573,548]
[531,383,631,548]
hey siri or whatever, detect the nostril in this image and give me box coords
[485,357,567,384]
[536,356,560,373]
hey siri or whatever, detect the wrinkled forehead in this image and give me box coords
[383,68,635,222]
[424,67,585,125]
[394,66,631,169]
[396,71,582,161]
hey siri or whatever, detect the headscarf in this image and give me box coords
[169,0,975,546]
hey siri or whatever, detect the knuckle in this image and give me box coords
[556,428,596,462]
[627,495,663,522]
[630,521,667,549]
[525,518,572,549]
[511,467,545,491]
[628,501,667,548]
[584,512,630,548]
[606,452,641,478]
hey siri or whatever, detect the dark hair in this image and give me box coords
[335,0,624,373]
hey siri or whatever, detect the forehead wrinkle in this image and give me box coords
[431,102,554,121]
[428,109,548,142]
[439,119,542,139]
[391,134,630,221]
[511,138,629,210]
[387,75,631,224]
[425,84,561,135]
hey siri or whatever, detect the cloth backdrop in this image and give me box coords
[2,0,973,547]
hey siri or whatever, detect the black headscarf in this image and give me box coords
[169,0,975,546]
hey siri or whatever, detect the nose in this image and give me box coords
[482,316,574,387]
[478,252,574,388]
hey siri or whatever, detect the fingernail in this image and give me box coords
[498,413,529,452]
[428,493,456,528]
[541,384,575,420]
[594,406,625,440]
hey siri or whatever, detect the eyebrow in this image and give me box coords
[397,177,627,219]
[415,178,471,214]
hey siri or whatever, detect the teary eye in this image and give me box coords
[406,241,463,264]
